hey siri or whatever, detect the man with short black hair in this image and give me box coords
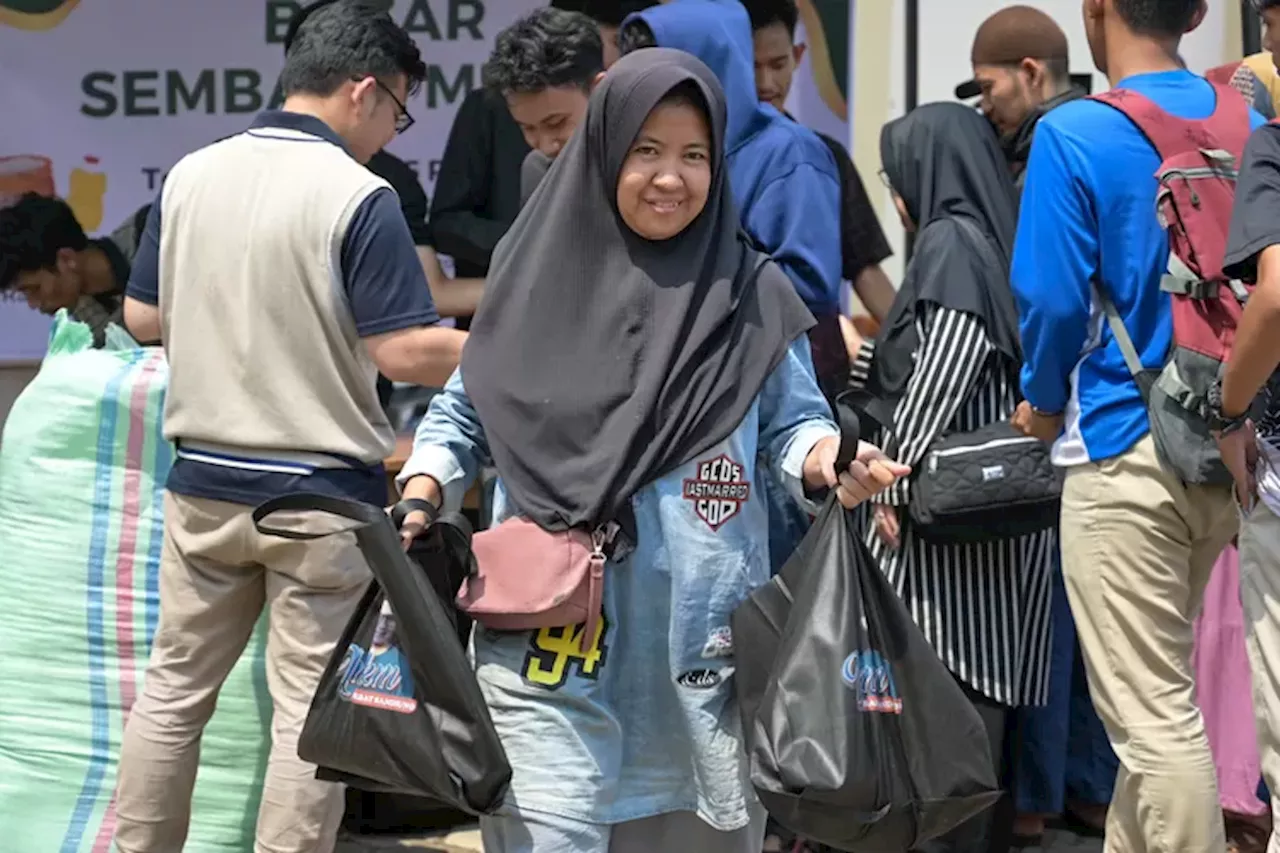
[954,5,1084,191]
[483,8,605,161]
[741,0,895,327]
[0,193,145,347]
[1012,1,1263,850]
[112,2,464,849]
[431,1,602,310]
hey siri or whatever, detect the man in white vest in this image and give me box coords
[114,2,464,850]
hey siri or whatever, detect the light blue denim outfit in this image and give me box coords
[398,339,836,835]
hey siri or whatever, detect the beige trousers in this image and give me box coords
[1060,435,1237,853]
[1236,500,1280,853]
[113,492,370,853]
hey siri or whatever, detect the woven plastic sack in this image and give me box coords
[0,313,271,852]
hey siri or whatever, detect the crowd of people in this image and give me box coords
[3,0,1280,852]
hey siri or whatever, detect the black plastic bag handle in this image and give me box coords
[251,492,387,540]
[252,492,474,567]
[834,390,865,472]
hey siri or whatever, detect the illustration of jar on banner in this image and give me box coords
[0,155,55,208]
[67,156,106,231]
[0,153,107,231]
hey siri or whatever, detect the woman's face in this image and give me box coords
[615,98,713,241]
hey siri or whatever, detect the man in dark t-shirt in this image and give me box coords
[741,0,895,326]
[1215,119,1280,799]
[0,193,143,347]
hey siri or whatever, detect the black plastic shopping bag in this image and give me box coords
[732,403,1000,851]
[252,493,510,815]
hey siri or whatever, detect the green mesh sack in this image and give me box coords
[0,313,271,852]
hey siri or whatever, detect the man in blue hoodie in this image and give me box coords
[620,0,842,319]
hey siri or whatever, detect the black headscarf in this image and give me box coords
[863,102,1022,428]
[520,149,552,207]
[461,48,814,532]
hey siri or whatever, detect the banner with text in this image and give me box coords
[0,0,856,360]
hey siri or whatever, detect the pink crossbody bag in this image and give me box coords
[460,518,615,653]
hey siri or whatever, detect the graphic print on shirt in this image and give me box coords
[682,453,751,531]
[522,615,610,691]
[701,625,734,658]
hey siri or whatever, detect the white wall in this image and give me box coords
[853,0,1241,290]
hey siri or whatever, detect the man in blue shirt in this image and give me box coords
[1011,1,1261,850]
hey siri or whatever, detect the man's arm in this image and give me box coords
[751,163,843,316]
[367,151,487,319]
[1221,126,1280,415]
[852,265,895,322]
[833,146,896,322]
[428,90,510,270]
[417,246,485,318]
[1222,245,1280,414]
[123,190,163,345]
[1010,120,1098,425]
[343,188,462,388]
[364,325,465,387]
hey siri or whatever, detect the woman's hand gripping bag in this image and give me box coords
[253,493,510,815]
[732,399,1000,851]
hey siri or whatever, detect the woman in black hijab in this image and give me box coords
[398,49,907,853]
[848,102,1055,853]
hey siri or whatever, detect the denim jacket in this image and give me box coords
[398,338,837,829]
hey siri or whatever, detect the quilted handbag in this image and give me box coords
[907,421,1062,544]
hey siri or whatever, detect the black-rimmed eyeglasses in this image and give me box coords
[375,79,414,134]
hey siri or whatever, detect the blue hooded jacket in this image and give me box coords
[626,0,843,316]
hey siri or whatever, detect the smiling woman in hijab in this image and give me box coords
[395,48,908,853]
[846,102,1055,853]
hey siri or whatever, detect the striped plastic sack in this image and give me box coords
[0,313,271,852]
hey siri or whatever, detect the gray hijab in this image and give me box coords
[461,47,814,532]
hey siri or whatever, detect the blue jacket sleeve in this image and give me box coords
[758,335,839,511]
[748,162,843,317]
[1010,119,1097,415]
[396,368,492,512]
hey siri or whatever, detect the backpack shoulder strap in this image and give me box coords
[1205,81,1254,154]
[1092,278,1151,400]
[1091,83,1252,161]
[1089,88,1192,161]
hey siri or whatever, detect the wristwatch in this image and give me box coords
[1206,378,1251,435]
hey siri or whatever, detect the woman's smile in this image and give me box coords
[645,197,684,215]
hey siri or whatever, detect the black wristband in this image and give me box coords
[390,497,439,528]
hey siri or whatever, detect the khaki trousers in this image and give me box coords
[114,492,370,853]
[1237,500,1280,853]
[1060,435,1237,853]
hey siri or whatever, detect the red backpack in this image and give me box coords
[1088,84,1253,485]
